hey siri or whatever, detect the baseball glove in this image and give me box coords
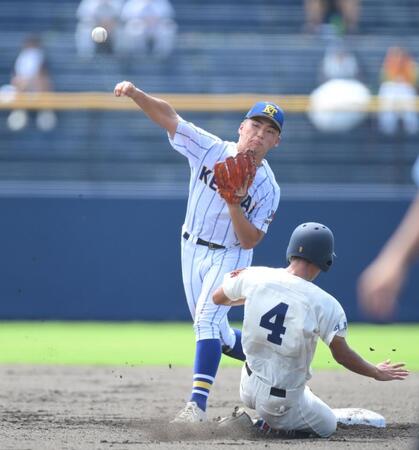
[214,149,257,204]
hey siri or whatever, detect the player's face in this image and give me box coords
[238,118,281,159]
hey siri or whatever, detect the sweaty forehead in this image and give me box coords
[248,116,280,132]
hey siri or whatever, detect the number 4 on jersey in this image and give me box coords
[259,302,289,345]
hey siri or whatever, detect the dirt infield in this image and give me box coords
[0,365,417,449]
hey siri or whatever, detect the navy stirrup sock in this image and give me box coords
[190,338,221,412]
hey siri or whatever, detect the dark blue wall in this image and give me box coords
[1,197,417,322]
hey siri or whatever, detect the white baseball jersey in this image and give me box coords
[169,118,281,247]
[222,266,347,389]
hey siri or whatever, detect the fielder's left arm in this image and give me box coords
[227,204,265,249]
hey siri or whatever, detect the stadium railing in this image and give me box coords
[1,92,419,112]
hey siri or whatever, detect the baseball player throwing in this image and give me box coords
[114,81,283,423]
[213,222,409,437]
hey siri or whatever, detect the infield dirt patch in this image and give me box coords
[0,365,417,449]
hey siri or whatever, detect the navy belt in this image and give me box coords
[183,231,225,250]
[245,362,286,398]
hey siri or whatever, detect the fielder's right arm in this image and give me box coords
[114,81,179,138]
[213,286,246,306]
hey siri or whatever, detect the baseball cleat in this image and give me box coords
[218,406,254,429]
[170,401,207,423]
[254,418,316,438]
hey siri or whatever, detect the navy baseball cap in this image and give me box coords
[245,101,284,132]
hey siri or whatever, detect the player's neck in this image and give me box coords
[285,261,320,282]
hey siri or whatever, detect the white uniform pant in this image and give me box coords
[181,235,252,346]
[240,365,337,438]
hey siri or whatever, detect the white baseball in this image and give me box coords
[91,27,108,43]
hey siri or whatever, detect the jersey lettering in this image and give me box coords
[333,321,347,332]
[199,166,213,185]
[241,196,252,211]
[259,302,289,345]
[209,175,218,191]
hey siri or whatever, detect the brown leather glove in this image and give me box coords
[214,150,257,204]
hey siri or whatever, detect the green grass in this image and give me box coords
[0,322,418,370]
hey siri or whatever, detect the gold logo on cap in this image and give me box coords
[262,105,278,117]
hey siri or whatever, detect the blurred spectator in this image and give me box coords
[7,35,56,132]
[75,0,123,58]
[120,0,178,59]
[304,0,361,34]
[309,39,369,133]
[377,46,418,136]
[319,40,360,82]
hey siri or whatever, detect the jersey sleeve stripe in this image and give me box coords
[176,131,213,151]
[172,143,199,159]
[185,120,222,141]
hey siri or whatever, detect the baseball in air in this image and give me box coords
[91,27,108,43]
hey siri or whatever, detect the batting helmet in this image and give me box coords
[286,222,335,272]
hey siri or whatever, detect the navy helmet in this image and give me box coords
[286,222,336,272]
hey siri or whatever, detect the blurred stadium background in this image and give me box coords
[0,0,418,324]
